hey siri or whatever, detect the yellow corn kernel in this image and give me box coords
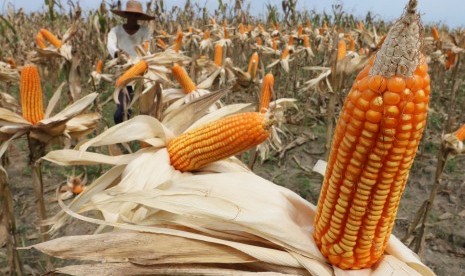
[167,112,271,172]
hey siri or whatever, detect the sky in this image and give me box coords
[1,0,463,28]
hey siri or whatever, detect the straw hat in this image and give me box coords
[111,0,155,21]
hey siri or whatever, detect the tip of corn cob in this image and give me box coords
[370,0,422,78]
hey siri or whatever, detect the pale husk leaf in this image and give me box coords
[40,93,98,125]
[55,263,294,276]
[161,88,229,135]
[44,82,66,118]
[78,116,174,152]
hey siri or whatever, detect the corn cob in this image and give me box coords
[337,39,347,61]
[259,74,274,113]
[214,44,223,67]
[40,28,62,48]
[157,39,167,50]
[272,38,278,50]
[347,35,355,52]
[239,24,245,35]
[297,24,303,37]
[95,59,103,74]
[36,32,47,49]
[314,1,429,269]
[20,65,44,125]
[281,47,290,60]
[173,30,183,53]
[115,60,148,87]
[256,37,263,46]
[223,26,229,39]
[6,58,16,69]
[432,26,440,41]
[445,50,456,70]
[167,112,271,172]
[171,64,196,93]
[143,41,150,51]
[303,36,310,49]
[247,52,259,80]
[288,35,294,46]
[455,124,465,141]
[203,30,211,39]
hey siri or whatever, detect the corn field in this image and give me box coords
[0,0,464,275]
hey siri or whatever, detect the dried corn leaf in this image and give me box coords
[55,263,295,276]
[30,231,255,264]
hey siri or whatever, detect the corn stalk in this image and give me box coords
[0,167,24,276]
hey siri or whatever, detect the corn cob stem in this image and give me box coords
[314,0,428,269]
[167,112,271,172]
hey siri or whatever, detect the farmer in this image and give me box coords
[107,0,154,124]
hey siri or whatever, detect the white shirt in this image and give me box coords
[107,25,151,58]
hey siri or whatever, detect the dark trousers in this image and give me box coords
[114,86,134,124]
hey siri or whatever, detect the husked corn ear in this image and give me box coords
[303,36,310,48]
[115,60,148,87]
[348,35,356,52]
[173,30,183,53]
[259,73,274,113]
[272,38,278,50]
[455,124,465,141]
[95,59,103,74]
[239,23,245,34]
[288,35,294,46]
[171,64,196,93]
[214,44,223,67]
[6,58,16,69]
[167,112,271,172]
[337,39,347,61]
[20,65,44,124]
[297,25,303,37]
[314,2,429,269]
[432,26,440,41]
[157,39,167,50]
[445,50,456,70]
[203,30,211,39]
[247,52,259,80]
[36,32,46,49]
[281,47,290,59]
[40,28,62,48]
